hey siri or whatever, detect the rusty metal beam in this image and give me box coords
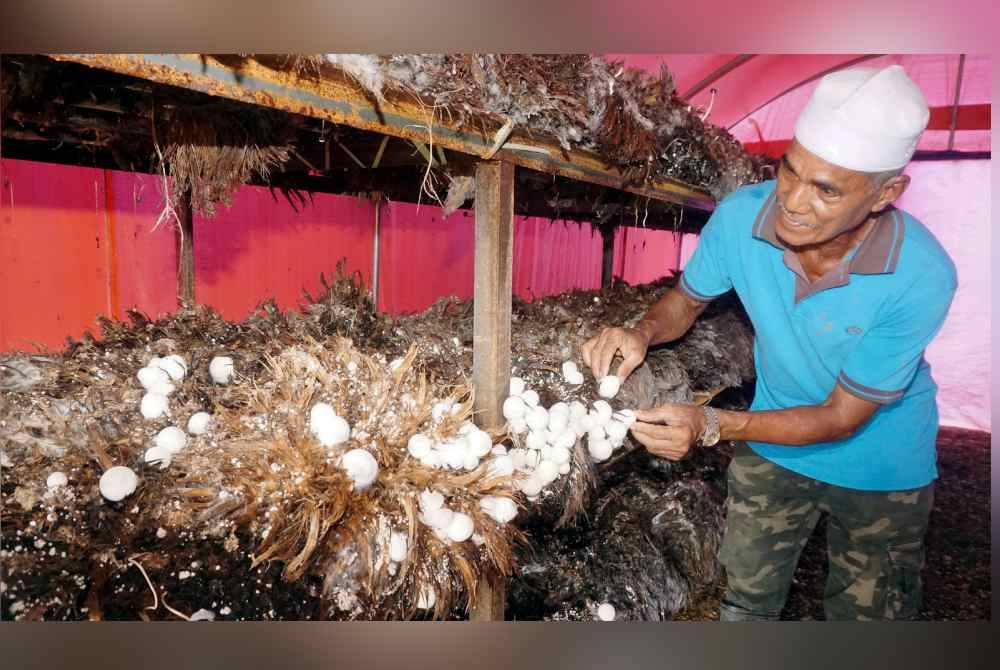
[48,54,715,212]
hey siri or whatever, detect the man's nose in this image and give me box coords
[781,181,810,215]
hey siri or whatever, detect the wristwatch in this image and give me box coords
[698,406,721,447]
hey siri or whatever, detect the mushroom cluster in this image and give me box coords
[406,413,497,473]
[502,369,637,498]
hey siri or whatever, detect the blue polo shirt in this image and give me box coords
[680,180,957,491]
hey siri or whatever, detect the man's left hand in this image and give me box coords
[630,404,707,460]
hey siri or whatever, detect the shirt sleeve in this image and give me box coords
[838,263,957,405]
[678,200,734,302]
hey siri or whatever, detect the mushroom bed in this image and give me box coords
[0,271,772,620]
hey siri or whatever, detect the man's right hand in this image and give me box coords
[580,326,650,381]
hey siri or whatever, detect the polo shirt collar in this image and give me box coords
[751,190,906,302]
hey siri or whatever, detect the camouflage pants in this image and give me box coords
[718,443,934,621]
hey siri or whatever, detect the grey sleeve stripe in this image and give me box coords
[837,372,904,404]
[679,275,718,303]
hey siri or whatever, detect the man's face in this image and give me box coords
[774,140,889,248]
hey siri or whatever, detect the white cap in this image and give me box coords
[793,65,929,172]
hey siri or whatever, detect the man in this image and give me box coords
[582,65,957,621]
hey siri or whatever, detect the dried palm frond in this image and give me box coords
[158,105,294,216]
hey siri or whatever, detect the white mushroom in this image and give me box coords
[340,449,379,491]
[144,445,172,470]
[520,389,540,407]
[605,420,629,445]
[509,448,527,471]
[466,430,493,458]
[419,489,445,512]
[558,462,571,475]
[486,454,515,479]
[155,426,188,454]
[99,466,139,502]
[517,474,543,497]
[431,400,454,421]
[561,360,579,380]
[566,369,585,385]
[446,512,475,542]
[570,401,588,419]
[592,401,614,425]
[155,355,187,382]
[423,506,454,530]
[597,603,616,621]
[598,375,622,399]
[490,444,508,456]
[588,439,613,463]
[526,406,549,432]
[46,471,68,490]
[137,366,170,390]
[479,496,518,524]
[547,411,569,435]
[509,376,526,397]
[407,433,433,459]
[208,356,234,384]
[522,449,541,470]
[551,445,572,465]
[189,609,216,622]
[525,431,547,451]
[555,430,577,450]
[535,459,559,485]
[439,440,467,470]
[419,450,442,468]
[502,396,527,421]
[508,418,529,434]
[309,403,351,447]
[389,531,408,563]
[462,452,481,471]
[187,412,212,435]
[140,392,169,420]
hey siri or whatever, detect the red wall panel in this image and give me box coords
[0,160,112,352]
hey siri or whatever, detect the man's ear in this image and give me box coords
[871,174,911,213]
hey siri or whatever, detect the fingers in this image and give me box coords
[580,334,597,369]
[615,348,645,381]
[630,420,693,461]
[633,404,684,424]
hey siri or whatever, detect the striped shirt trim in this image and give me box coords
[679,274,719,303]
[837,372,905,405]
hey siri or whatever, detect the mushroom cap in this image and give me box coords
[502,396,527,421]
[140,392,169,419]
[407,433,433,459]
[466,430,493,458]
[439,439,467,470]
[508,376,526,397]
[46,471,68,489]
[597,603,616,621]
[517,474,543,497]
[423,506,454,530]
[155,426,188,454]
[520,389,540,407]
[486,454,515,478]
[187,412,212,435]
[446,512,475,542]
[593,400,614,421]
[208,356,235,384]
[155,356,187,382]
[588,438,613,462]
[598,375,622,399]
[480,495,518,524]
[526,406,549,432]
[389,531,409,563]
[551,445,572,465]
[561,360,579,379]
[310,403,351,447]
[462,452,481,471]
[137,366,170,390]
[99,466,139,502]
[569,401,588,419]
[419,489,445,512]
[558,461,572,475]
[566,370,585,385]
[547,411,569,434]
[535,459,559,485]
[144,445,172,470]
[525,430,547,451]
[340,449,379,490]
[508,417,529,434]
[555,430,577,450]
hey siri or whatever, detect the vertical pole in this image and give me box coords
[470,160,514,621]
[947,54,966,152]
[371,193,382,311]
[176,187,195,308]
[600,225,615,289]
